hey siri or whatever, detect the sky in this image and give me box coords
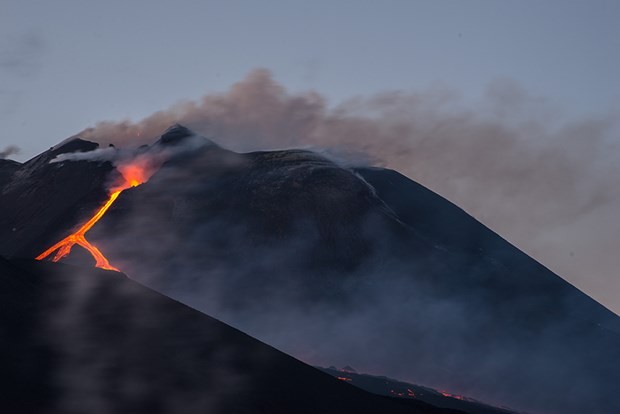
[1,0,619,312]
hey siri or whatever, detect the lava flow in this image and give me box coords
[36,163,150,271]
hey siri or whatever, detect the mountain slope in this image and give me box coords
[2,125,619,414]
[355,166,618,327]
[0,158,21,189]
[318,367,518,414]
[1,257,457,414]
[0,139,113,258]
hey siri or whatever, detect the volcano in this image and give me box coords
[1,125,619,414]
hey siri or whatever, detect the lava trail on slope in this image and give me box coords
[36,163,152,271]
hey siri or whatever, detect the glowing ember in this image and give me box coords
[388,389,417,398]
[36,163,151,271]
[336,377,352,382]
[440,391,466,401]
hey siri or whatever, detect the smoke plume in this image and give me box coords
[77,69,620,313]
[0,145,20,159]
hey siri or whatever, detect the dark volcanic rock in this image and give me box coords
[355,167,619,327]
[3,125,620,414]
[158,123,195,145]
[93,130,620,414]
[0,139,113,259]
[0,159,21,190]
[319,367,519,414]
[93,143,420,305]
[0,258,440,414]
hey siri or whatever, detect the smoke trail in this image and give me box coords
[75,69,620,312]
[0,145,20,159]
[51,130,213,189]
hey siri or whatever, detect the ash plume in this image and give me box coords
[77,69,620,311]
[0,145,20,159]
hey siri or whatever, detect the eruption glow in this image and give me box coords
[36,163,151,271]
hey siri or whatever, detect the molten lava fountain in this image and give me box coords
[36,164,150,271]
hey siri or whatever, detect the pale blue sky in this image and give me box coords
[2,0,619,158]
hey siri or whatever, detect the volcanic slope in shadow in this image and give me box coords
[86,126,620,414]
[318,367,518,414]
[0,139,113,259]
[0,257,466,414]
[2,125,619,414]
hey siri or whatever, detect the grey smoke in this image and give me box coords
[51,147,119,164]
[51,131,214,190]
[0,145,20,159]
[40,265,257,414]
[78,68,620,314]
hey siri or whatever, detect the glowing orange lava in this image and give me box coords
[440,391,466,401]
[36,163,151,271]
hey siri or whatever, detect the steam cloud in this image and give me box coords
[78,68,620,313]
[0,145,20,159]
[51,132,213,193]
[52,147,119,163]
